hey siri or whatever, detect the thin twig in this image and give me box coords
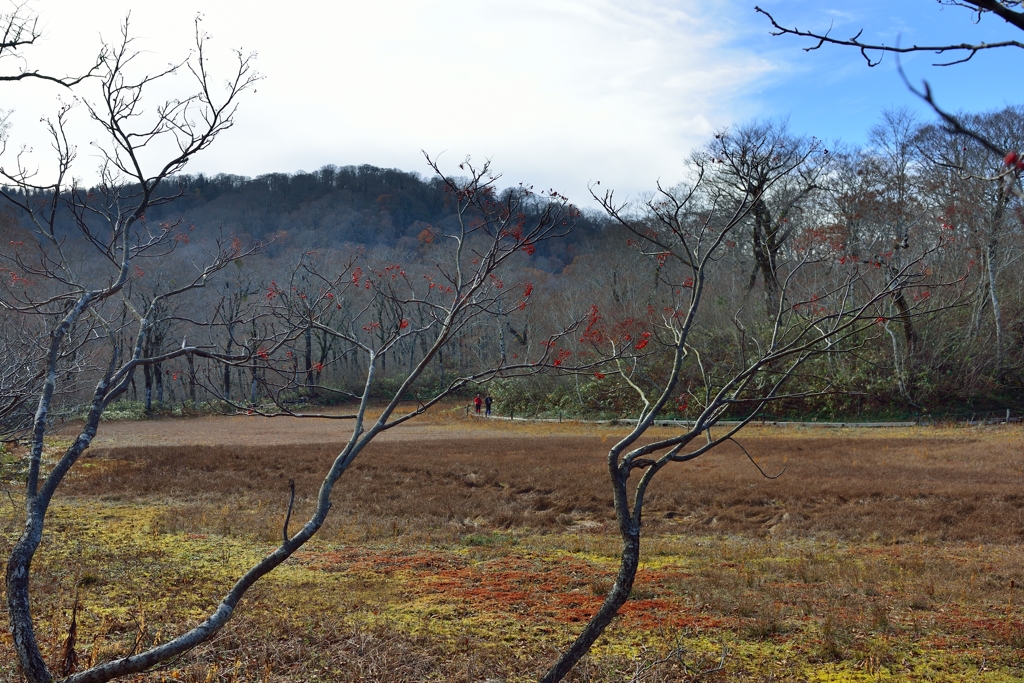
[282,478,295,543]
[1,486,16,512]
[729,436,787,479]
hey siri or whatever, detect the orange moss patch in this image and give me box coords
[296,547,469,573]
[299,545,730,635]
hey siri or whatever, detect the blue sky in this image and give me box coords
[750,1,1024,148]
[5,1,1023,207]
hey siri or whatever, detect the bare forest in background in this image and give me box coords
[4,108,1021,428]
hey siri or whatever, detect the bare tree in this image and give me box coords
[825,109,932,404]
[915,106,1024,372]
[698,119,829,312]
[209,268,261,403]
[538,159,958,683]
[1,15,263,682]
[754,2,1024,399]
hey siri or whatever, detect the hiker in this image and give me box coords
[484,395,493,416]
[473,393,482,414]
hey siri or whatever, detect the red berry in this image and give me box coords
[1005,151,1019,166]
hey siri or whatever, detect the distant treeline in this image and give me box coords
[160,165,610,270]
[1,162,610,270]
[4,109,1024,422]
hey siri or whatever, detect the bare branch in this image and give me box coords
[755,4,1024,66]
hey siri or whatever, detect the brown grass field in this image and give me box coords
[3,411,1024,681]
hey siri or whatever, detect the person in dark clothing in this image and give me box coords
[484,395,493,416]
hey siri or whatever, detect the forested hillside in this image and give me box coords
[156,165,610,270]
[3,110,1024,427]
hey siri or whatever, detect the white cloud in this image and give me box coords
[5,1,778,204]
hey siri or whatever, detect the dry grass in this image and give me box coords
[3,413,1024,681]
[67,414,1024,545]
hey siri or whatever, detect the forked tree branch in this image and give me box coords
[755,4,1024,66]
[0,4,104,86]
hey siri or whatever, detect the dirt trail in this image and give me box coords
[83,410,536,448]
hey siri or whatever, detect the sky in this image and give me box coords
[3,0,1024,207]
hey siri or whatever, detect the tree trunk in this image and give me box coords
[499,321,508,365]
[891,289,917,353]
[187,354,197,409]
[749,198,779,312]
[985,241,1003,370]
[8,502,53,683]
[540,452,644,683]
[223,334,233,400]
[304,325,313,395]
[250,366,258,405]
[143,363,153,413]
[539,529,640,683]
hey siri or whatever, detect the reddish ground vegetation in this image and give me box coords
[3,414,1021,681]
